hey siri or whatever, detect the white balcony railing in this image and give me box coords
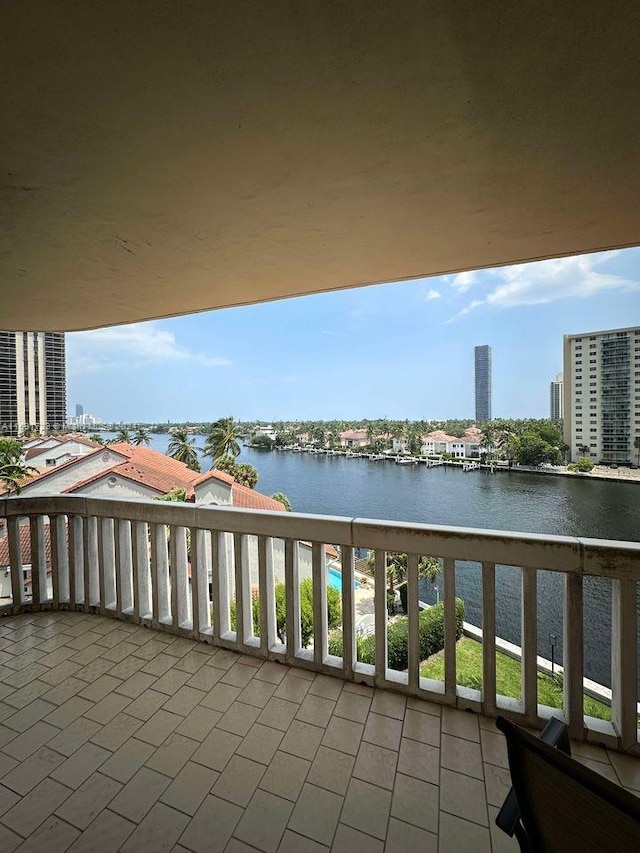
[1,494,638,754]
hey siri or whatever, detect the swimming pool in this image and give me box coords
[328,567,361,591]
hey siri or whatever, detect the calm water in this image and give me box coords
[104,434,640,688]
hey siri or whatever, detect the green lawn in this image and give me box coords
[420,636,612,721]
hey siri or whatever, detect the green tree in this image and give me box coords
[167,428,201,472]
[366,550,441,592]
[0,438,36,493]
[214,454,259,488]
[568,456,594,473]
[205,417,241,461]
[89,433,106,445]
[113,427,132,443]
[156,486,188,501]
[132,427,151,446]
[517,433,561,466]
[270,492,292,511]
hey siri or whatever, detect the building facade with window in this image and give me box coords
[549,373,564,420]
[0,332,66,436]
[474,344,492,421]
[563,326,640,463]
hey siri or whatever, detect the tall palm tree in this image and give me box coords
[132,427,151,446]
[113,427,132,443]
[0,438,36,494]
[204,417,241,461]
[167,428,201,472]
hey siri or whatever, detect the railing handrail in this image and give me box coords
[1,493,639,580]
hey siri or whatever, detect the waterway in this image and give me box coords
[102,433,640,689]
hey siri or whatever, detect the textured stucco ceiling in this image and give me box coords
[2,2,639,331]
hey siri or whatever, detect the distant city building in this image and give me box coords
[67,412,102,428]
[75,403,84,417]
[0,332,66,436]
[549,373,564,420]
[474,345,492,421]
[563,325,640,463]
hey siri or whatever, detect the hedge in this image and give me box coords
[328,598,465,671]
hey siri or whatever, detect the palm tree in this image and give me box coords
[271,492,292,511]
[89,433,106,446]
[204,417,241,461]
[132,427,151,446]
[167,428,201,472]
[113,427,132,443]
[366,550,441,593]
[0,438,36,494]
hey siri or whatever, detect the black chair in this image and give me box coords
[495,715,640,852]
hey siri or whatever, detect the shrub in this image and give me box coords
[568,456,594,473]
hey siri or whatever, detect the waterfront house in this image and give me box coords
[339,429,369,448]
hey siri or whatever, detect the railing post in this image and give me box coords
[522,567,538,722]
[67,516,83,606]
[444,557,457,700]
[132,521,151,619]
[374,549,387,683]
[611,578,637,750]
[171,526,190,630]
[482,562,497,715]
[563,573,585,740]
[233,532,252,646]
[312,542,327,668]
[7,516,24,608]
[340,545,356,679]
[407,553,420,690]
[284,539,301,664]
[191,527,210,638]
[116,519,133,615]
[258,535,276,654]
[29,515,46,606]
[83,516,99,608]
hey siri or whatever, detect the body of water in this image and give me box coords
[101,433,639,689]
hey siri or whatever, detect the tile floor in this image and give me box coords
[0,611,638,852]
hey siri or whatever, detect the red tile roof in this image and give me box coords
[0,523,55,569]
[231,483,289,511]
[192,469,235,487]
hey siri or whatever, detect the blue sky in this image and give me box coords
[67,248,640,422]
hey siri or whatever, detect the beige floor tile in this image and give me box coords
[4,698,58,733]
[145,732,198,777]
[484,762,512,807]
[212,754,265,807]
[216,701,261,737]
[0,782,21,817]
[259,750,310,801]
[237,679,277,709]
[362,712,403,751]
[341,777,391,840]
[55,770,122,830]
[235,788,294,852]
[441,706,480,742]
[441,732,484,780]
[333,691,371,724]
[163,685,206,717]
[221,663,256,690]
[40,662,81,687]
[321,716,364,756]
[102,641,141,664]
[69,645,107,667]
[74,658,115,684]
[406,697,441,716]
[396,736,440,785]
[440,768,488,826]
[12,814,80,853]
[48,716,102,757]
[236,722,284,765]
[83,692,131,725]
[125,688,167,721]
[277,829,329,852]
[390,772,438,833]
[89,711,143,751]
[577,756,621,784]
[153,669,193,696]
[274,673,312,704]
[295,694,335,728]
[106,655,145,680]
[200,683,243,713]
[115,671,158,699]
[206,649,239,671]
[41,678,88,707]
[0,822,21,852]
[307,746,355,796]
[342,682,374,697]
[3,719,59,760]
[161,761,218,816]
[2,777,72,837]
[191,727,242,771]
[121,802,190,853]
[173,651,207,675]
[185,664,224,693]
[402,708,441,747]
[254,661,288,685]
[288,782,342,847]
[308,674,343,701]
[135,708,183,746]
[3,746,65,795]
[3,679,51,710]
[50,742,111,790]
[133,641,172,663]
[352,740,397,790]
[370,690,406,721]
[178,794,242,853]
[385,817,437,852]
[257,697,300,732]
[176,705,222,742]
[331,822,384,852]
[109,766,171,822]
[438,812,491,852]
[480,728,509,769]
[608,749,640,789]
[278,720,324,761]
[100,737,156,783]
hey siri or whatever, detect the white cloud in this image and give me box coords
[449,251,640,321]
[67,322,232,373]
[449,270,477,293]
[425,289,441,301]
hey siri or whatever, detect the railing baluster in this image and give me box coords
[234,532,252,646]
[482,561,497,715]
[83,516,99,607]
[374,549,387,683]
[563,573,584,740]
[67,516,82,606]
[133,521,151,619]
[258,536,276,653]
[522,567,538,721]
[340,545,355,679]
[312,542,327,667]
[407,553,420,690]
[29,516,46,606]
[191,528,209,637]
[169,525,178,628]
[7,516,24,608]
[284,539,301,663]
[444,557,457,700]
[154,524,170,624]
[210,531,222,641]
[611,578,637,750]
[174,526,190,629]
[114,518,123,615]
[101,518,116,610]
[118,519,133,615]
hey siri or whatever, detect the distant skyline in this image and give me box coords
[67,248,640,422]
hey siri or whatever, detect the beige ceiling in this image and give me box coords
[2,2,639,332]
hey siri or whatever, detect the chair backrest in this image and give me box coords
[496,717,640,853]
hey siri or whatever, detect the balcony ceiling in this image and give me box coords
[2,3,639,332]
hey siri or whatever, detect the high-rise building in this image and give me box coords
[474,345,492,421]
[549,373,564,420]
[0,332,66,436]
[563,326,640,463]
[75,403,84,417]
